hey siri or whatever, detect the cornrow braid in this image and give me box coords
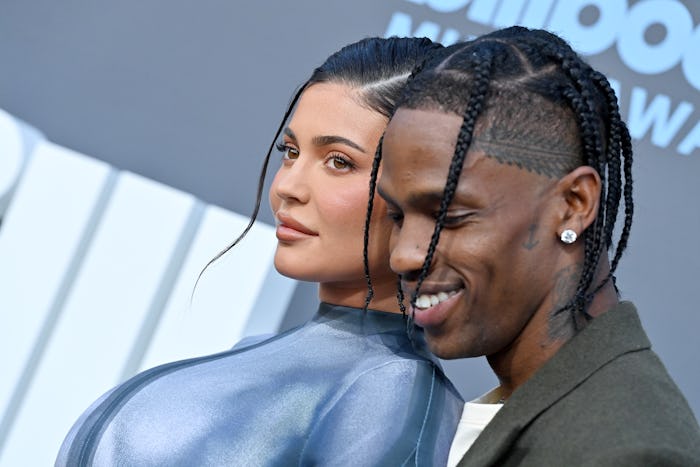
[557,54,610,316]
[515,30,631,322]
[558,83,607,317]
[393,26,634,328]
[362,42,452,318]
[410,49,494,313]
[536,39,632,318]
[510,31,632,318]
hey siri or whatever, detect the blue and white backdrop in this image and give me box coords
[1,1,698,464]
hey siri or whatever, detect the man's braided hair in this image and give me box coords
[364,26,633,326]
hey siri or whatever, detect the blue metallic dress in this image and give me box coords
[56,303,464,466]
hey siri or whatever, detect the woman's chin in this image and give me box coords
[273,255,320,283]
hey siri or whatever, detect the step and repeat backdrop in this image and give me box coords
[1,0,698,463]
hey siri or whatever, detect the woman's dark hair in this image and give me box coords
[197,36,442,291]
[366,26,634,328]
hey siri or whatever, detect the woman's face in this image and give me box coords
[269,82,395,306]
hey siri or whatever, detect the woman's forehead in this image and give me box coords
[287,82,386,143]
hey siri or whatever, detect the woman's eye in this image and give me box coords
[275,143,299,161]
[325,154,354,171]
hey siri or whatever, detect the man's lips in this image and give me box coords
[407,286,464,329]
[275,212,318,240]
[404,283,463,305]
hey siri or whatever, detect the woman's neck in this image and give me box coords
[318,277,403,314]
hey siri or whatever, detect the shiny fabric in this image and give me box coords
[56,303,464,466]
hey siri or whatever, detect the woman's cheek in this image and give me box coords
[321,185,368,227]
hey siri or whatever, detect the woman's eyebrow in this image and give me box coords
[284,127,367,153]
[312,135,367,153]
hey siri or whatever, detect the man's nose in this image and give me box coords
[389,219,434,283]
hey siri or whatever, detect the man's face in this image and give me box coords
[379,108,564,360]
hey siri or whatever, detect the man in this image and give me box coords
[373,26,700,465]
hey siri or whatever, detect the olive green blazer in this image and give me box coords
[458,302,700,467]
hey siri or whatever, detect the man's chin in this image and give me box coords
[425,332,485,360]
[426,339,469,360]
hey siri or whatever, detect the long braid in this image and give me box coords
[538,44,613,318]
[521,34,634,319]
[362,135,384,311]
[516,37,607,297]
[360,133,411,328]
[614,123,634,273]
[548,44,633,316]
[410,52,493,310]
[360,48,443,315]
[558,84,606,316]
[590,70,622,291]
[591,71,622,249]
[396,274,407,318]
[591,70,634,273]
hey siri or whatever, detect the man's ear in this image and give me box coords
[555,165,601,237]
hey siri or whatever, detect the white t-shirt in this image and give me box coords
[447,388,505,467]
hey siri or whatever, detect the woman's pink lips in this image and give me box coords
[276,224,316,241]
[275,213,318,241]
[410,290,463,329]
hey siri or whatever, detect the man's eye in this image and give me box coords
[441,213,473,226]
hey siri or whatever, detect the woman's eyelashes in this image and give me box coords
[275,142,356,172]
[323,153,355,172]
[275,142,299,161]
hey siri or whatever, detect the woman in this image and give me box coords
[56,37,463,466]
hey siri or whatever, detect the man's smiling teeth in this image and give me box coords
[415,290,457,309]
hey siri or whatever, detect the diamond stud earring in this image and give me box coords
[560,229,577,244]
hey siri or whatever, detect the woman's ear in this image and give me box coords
[555,165,601,238]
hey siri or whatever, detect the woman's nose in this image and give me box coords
[271,157,311,205]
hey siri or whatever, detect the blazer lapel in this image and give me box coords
[458,302,650,466]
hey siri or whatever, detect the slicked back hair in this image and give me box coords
[366,26,633,326]
[197,36,443,297]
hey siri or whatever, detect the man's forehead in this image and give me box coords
[387,107,462,135]
[385,104,580,183]
[383,108,462,167]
